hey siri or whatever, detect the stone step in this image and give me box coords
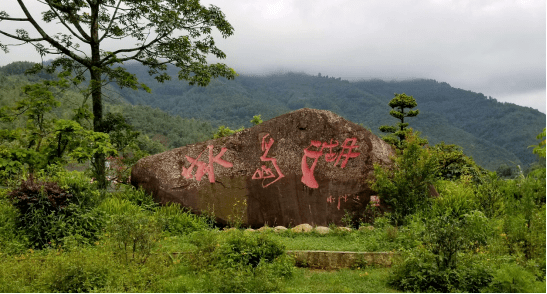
[287,250,398,269]
[172,250,399,270]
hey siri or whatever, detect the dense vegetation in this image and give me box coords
[1,0,239,189]
[0,61,545,292]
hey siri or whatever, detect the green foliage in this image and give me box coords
[496,163,515,178]
[0,243,173,292]
[485,263,546,293]
[7,171,105,249]
[0,75,117,183]
[183,230,294,292]
[389,246,493,292]
[498,171,546,262]
[98,187,157,215]
[1,0,238,188]
[431,142,485,181]
[45,249,111,293]
[213,125,244,139]
[474,172,506,218]
[388,136,546,292]
[106,212,162,265]
[134,133,167,155]
[250,114,263,125]
[156,203,212,235]
[0,189,27,253]
[371,132,438,224]
[100,112,140,153]
[110,103,213,150]
[389,181,496,292]
[379,93,422,148]
[529,127,546,159]
[423,210,490,269]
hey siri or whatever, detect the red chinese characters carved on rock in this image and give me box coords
[181,145,233,183]
[252,134,285,187]
[301,138,360,188]
[327,194,360,210]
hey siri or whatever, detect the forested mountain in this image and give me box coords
[1,61,544,171]
[109,63,544,171]
[0,62,214,152]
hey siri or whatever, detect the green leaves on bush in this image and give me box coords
[106,212,161,265]
[431,142,486,182]
[390,243,495,292]
[156,203,212,235]
[485,263,546,293]
[372,132,438,224]
[185,230,294,292]
[8,175,105,249]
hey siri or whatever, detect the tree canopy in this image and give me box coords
[0,0,237,187]
[379,93,421,148]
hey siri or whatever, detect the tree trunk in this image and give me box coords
[91,68,106,188]
[90,5,106,189]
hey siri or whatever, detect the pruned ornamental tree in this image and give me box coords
[379,93,420,148]
[0,0,237,187]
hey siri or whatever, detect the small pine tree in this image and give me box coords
[379,93,421,148]
[250,115,263,126]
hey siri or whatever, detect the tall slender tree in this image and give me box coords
[379,93,420,148]
[0,0,237,187]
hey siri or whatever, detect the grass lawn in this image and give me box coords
[284,267,398,293]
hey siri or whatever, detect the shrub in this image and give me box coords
[156,203,212,235]
[430,142,485,182]
[106,212,161,264]
[185,230,294,292]
[218,230,286,268]
[389,246,493,292]
[9,176,73,216]
[0,190,27,253]
[389,179,496,292]
[372,133,438,224]
[46,249,111,293]
[499,171,546,261]
[484,263,546,293]
[474,173,505,218]
[8,175,105,249]
[109,185,157,211]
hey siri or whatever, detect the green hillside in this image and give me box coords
[1,61,544,171]
[109,63,545,171]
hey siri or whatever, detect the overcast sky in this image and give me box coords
[1,0,545,113]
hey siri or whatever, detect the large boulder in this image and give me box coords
[131,108,394,227]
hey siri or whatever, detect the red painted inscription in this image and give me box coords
[326,194,360,210]
[252,134,285,187]
[301,138,360,188]
[181,145,233,183]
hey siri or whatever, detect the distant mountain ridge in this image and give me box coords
[114,63,544,171]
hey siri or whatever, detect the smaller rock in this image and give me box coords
[274,226,288,232]
[245,228,256,232]
[314,226,331,235]
[257,226,272,232]
[291,223,313,233]
[337,227,352,232]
